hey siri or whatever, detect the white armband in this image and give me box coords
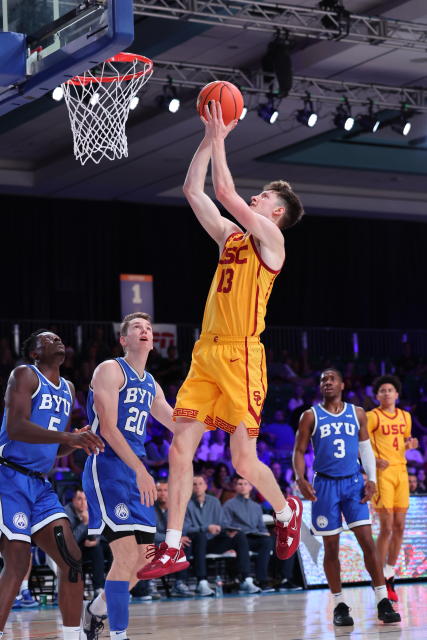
[359,439,377,482]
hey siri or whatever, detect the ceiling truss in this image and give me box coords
[134,0,427,52]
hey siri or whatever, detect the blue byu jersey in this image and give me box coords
[0,365,72,473]
[311,402,360,477]
[86,358,155,458]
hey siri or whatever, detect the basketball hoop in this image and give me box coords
[62,52,153,165]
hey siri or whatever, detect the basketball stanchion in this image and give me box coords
[61,52,153,165]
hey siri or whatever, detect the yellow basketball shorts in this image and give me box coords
[373,465,409,512]
[173,334,266,438]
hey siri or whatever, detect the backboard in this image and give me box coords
[0,0,134,115]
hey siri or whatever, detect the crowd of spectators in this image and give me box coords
[2,327,427,601]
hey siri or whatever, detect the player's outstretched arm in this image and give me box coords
[150,382,175,433]
[293,410,317,501]
[5,367,101,455]
[183,133,239,245]
[93,361,156,506]
[206,102,285,254]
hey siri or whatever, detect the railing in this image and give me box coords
[0,319,423,362]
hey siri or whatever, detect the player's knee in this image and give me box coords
[393,521,405,536]
[169,440,193,465]
[381,522,393,538]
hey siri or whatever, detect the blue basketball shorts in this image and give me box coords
[0,465,67,543]
[311,471,371,536]
[83,454,156,536]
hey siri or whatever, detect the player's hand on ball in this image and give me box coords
[361,480,377,503]
[136,468,157,506]
[202,101,238,140]
[297,478,317,501]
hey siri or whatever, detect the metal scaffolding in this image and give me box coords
[133,0,427,52]
[151,59,427,112]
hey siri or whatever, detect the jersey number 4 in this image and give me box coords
[124,408,148,436]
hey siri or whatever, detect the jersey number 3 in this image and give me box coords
[124,408,148,436]
[333,438,346,458]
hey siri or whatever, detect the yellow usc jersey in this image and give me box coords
[366,407,412,467]
[201,232,281,337]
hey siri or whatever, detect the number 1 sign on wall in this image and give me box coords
[120,274,154,319]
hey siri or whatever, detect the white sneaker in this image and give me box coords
[239,577,261,594]
[195,579,214,597]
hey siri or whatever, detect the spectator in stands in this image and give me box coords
[210,462,235,503]
[194,431,211,463]
[417,469,427,493]
[208,429,228,462]
[409,473,422,494]
[157,345,185,387]
[222,476,274,592]
[64,487,110,596]
[184,475,260,595]
[257,438,273,467]
[288,385,305,413]
[264,409,295,458]
[270,461,290,495]
[144,424,170,474]
[406,443,424,470]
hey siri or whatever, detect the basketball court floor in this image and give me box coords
[5,583,427,640]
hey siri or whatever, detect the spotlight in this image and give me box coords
[89,92,100,107]
[157,77,180,114]
[168,97,180,113]
[392,116,411,136]
[52,86,64,101]
[129,96,139,110]
[296,93,318,127]
[357,101,381,133]
[240,106,248,120]
[258,101,279,124]
[334,100,354,131]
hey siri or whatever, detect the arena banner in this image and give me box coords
[120,274,154,319]
[299,496,427,586]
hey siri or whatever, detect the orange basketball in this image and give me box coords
[196,81,244,125]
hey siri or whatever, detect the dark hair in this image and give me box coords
[320,367,343,382]
[232,473,244,482]
[71,486,84,496]
[156,478,168,485]
[212,462,230,489]
[120,312,151,336]
[263,180,305,230]
[373,375,402,395]
[21,329,49,362]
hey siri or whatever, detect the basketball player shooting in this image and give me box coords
[139,100,305,580]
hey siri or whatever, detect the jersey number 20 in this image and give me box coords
[124,408,148,435]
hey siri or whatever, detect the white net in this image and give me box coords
[62,54,153,165]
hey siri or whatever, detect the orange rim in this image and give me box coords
[66,52,153,86]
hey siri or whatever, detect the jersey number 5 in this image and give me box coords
[217,268,234,294]
[125,408,148,436]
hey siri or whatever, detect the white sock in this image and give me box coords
[90,591,108,616]
[165,529,182,549]
[275,504,293,524]
[332,592,345,606]
[374,585,388,604]
[62,626,81,640]
[0,631,4,639]
[110,632,127,640]
[21,579,29,591]
[384,564,394,579]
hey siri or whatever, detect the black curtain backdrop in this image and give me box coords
[1,194,426,328]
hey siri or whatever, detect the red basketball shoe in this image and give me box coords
[137,542,190,580]
[386,577,398,602]
[275,496,303,560]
